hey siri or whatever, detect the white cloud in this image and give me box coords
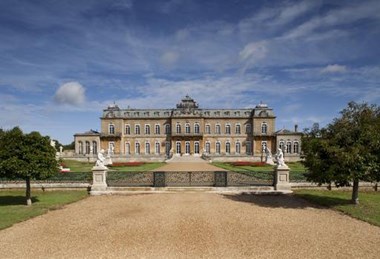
[321,64,347,74]
[160,51,180,67]
[54,82,86,106]
[239,41,268,71]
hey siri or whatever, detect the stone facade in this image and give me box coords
[74,96,302,162]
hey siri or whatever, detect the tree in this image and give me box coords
[0,127,59,205]
[63,141,75,150]
[302,102,380,204]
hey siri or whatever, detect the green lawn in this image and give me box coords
[294,189,380,226]
[0,190,88,230]
[62,159,164,172]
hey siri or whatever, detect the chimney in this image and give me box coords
[295,124,298,132]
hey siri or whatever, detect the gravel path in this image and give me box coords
[1,193,379,258]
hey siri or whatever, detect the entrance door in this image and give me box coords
[185,141,190,155]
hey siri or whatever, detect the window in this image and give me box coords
[155,142,160,154]
[135,142,140,155]
[109,124,115,134]
[279,141,285,152]
[205,124,211,134]
[226,142,231,154]
[165,124,171,134]
[125,125,131,135]
[261,123,268,134]
[92,141,97,154]
[246,141,252,155]
[145,125,150,135]
[216,142,221,154]
[135,125,140,135]
[176,141,181,154]
[85,141,90,154]
[294,141,299,154]
[185,123,191,134]
[145,142,150,154]
[286,141,292,153]
[185,141,190,154]
[225,124,231,134]
[235,124,241,134]
[245,124,251,134]
[165,141,171,156]
[125,142,130,155]
[235,141,241,154]
[194,142,200,154]
[108,142,115,154]
[205,142,211,154]
[194,123,200,134]
[155,124,160,135]
[215,124,221,134]
[176,123,181,134]
[78,141,83,154]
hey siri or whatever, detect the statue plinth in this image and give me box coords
[274,165,291,191]
[91,166,108,194]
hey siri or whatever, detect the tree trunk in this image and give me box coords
[351,178,359,205]
[26,176,32,206]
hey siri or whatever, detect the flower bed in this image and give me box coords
[109,162,145,167]
[230,162,268,167]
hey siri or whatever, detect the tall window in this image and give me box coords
[205,142,210,154]
[166,141,171,156]
[225,124,231,134]
[226,142,231,154]
[205,125,211,134]
[279,141,285,152]
[92,141,97,154]
[165,124,171,134]
[246,141,252,155]
[245,124,251,134]
[261,123,268,134]
[215,124,221,134]
[125,142,130,155]
[145,125,150,135]
[286,141,292,153]
[135,125,140,135]
[109,124,115,134]
[294,141,299,154]
[78,141,83,154]
[155,124,160,135]
[135,142,140,155]
[194,123,200,134]
[155,142,160,154]
[194,142,200,154]
[235,124,241,134]
[85,141,90,154]
[185,123,191,134]
[216,142,221,154]
[176,123,181,134]
[185,141,190,154]
[125,125,131,135]
[176,141,181,154]
[236,141,241,154]
[145,142,150,154]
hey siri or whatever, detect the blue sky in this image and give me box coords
[1,0,379,144]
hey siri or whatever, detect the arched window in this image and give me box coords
[225,124,231,134]
[85,141,90,154]
[125,142,130,155]
[261,123,268,134]
[279,141,285,152]
[78,141,83,154]
[155,142,160,154]
[185,141,190,154]
[185,123,191,134]
[145,142,150,154]
[235,124,241,134]
[215,124,221,134]
[109,124,115,134]
[165,124,171,134]
[216,142,221,154]
[194,142,200,154]
[155,124,160,134]
[286,141,292,153]
[125,125,131,135]
[176,123,181,134]
[135,142,140,155]
[294,141,299,154]
[176,141,181,154]
[236,141,241,154]
[92,141,97,154]
[205,125,211,134]
[135,125,140,135]
[245,124,251,134]
[246,141,252,155]
[145,125,150,135]
[165,141,171,156]
[205,142,211,154]
[194,123,200,134]
[226,142,231,154]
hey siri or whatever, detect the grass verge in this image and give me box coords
[0,190,88,230]
[294,189,380,227]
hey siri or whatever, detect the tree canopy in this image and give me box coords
[0,127,59,205]
[302,102,380,204]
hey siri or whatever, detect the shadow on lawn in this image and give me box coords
[222,193,351,209]
[0,196,39,206]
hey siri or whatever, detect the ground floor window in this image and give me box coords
[236,141,241,154]
[205,142,210,154]
[145,142,150,154]
[286,141,292,153]
[92,141,98,154]
[125,142,130,155]
[166,141,171,156]
[135,142,140,155]
[194,141,200,154]
[226,142,230,154]
[155,142,160,154]
[246,141,252,155]
[216,142,221,154]
[294,142,299,154]
[185,141,190,154]
[176,141,181,154]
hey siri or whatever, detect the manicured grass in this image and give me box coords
[62,160,164,172]
[294,189,380,226]
[0,190,88,230]
[212,162,306,172]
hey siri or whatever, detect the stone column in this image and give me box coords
[90,166,108,195]
[274,165,291,191]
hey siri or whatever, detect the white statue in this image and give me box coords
[59,146,63,153]
[276,148,287,167]
[265,147,275,165]
[104,149,113,166]
[50,140,56,149]
[95,149,107,168]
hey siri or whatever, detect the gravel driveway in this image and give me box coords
[0,193,379,258]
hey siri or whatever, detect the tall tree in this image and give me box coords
[0,127,59,205]
[302,102,380,204]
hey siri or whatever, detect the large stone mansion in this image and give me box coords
[74,96,302,162]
